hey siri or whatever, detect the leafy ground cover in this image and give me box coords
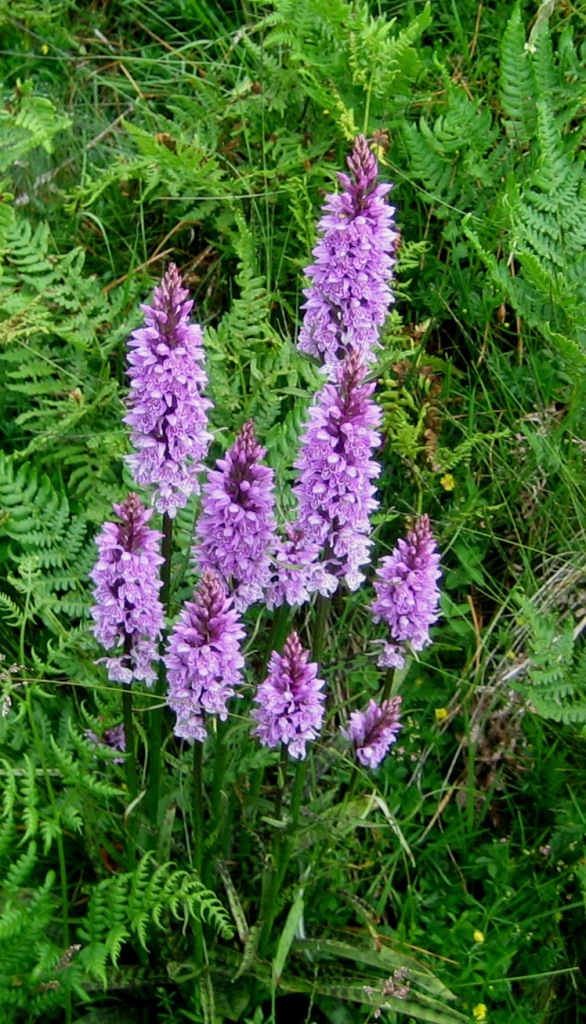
[0,1,585,1022]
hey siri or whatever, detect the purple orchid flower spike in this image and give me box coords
[293,350,382,593]
[298,135,397,376]
[165,569,245,742]
[90,493,165,685]
[371,515,441,668]
[341,696,402,769]
[193,420,277,611]
[124,263,213,517]
[251,632,326,761]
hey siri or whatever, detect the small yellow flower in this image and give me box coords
[41,44,49,54]
[440,473,455,492]
[472,1004,488,1022]
[435,707,448,721]
[473,929,485,944]
[372,143,387,165]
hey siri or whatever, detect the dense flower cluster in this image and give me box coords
[194,421,276,611]
[371,515,441,668]
[266,525,322,610]
[251,632,326,760]
[89,493,164,685]
[341,696,402,769]
[124,263,213,517]
[165,570,245,741]
[298,135,397,375]
[292,351,382,592]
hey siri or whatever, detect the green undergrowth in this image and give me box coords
[0,0,585,1022]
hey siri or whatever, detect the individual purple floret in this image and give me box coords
[251,632,326,760]
[341,696,402,769]
[194,421,277,611]
[165,569,245,741]
[90,493,164,686]
[298,135,397,376]
[371,515,441,667]
[292,351,382,592]
[124,263,213,517]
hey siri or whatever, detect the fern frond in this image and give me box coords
[0,82,71,173]
[48,736,124,800]
[4,840,38,892]
[79,853,234,984]
[499,4,536,145]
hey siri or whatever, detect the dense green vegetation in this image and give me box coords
[0,1,585,1022]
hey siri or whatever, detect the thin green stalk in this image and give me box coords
[312,594,329,663]
[259,596,328,953]
[160,512,174,609]
[192,741,205,1015]
[210,722,228,826]
[259,745,289,954]
[238,763,263,861]
[122,686,139,801]
[381,667,395,703]
[275,758,307,897]
[262,605,291,673]
[192,741,204,878]
[146,512,173,829]
[203,722,229,886]
[344,764,360,804]
[288,757,308,833]
[19,582,31,669]
[362,72,374,134]
[240,606,291,859]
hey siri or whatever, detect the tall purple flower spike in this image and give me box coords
[194,420,277,611]
[341,696,402,769]
[90,493,164,685]
[293,350,382,592]
[298,135,397,376]
[165,569,245,742]
[251,632,326,760]
[371,515,441,669]
[124,263,213,517]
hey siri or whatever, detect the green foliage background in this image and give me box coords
[0,0,585,1022]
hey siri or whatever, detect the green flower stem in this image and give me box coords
[275,757,307,896]
[312,593,329,663]
[262,605,291,673]
[344,764,360,803]
[381,667,395,703]
[240,605,291,860]
[192,741,205,878]
[259,595,329,953]
[259,745,288,954]
[118,633,139,859]
[192,741,205,1010]
[203,722,228,887]
[122,686,139,804]
[160,511,174,609]
[146,512,173,830]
